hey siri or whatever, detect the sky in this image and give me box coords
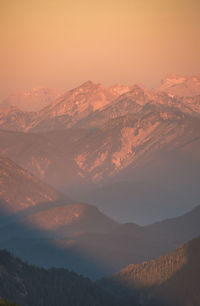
[0,0,200,100]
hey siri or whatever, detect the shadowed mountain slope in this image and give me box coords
[1,204,200,279]
[23,202,118,235]
[1,202,118,241]
[0,250,125,306]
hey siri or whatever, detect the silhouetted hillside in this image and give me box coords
[0,250,125,306]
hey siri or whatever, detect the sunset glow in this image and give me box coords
[1,0,200,99]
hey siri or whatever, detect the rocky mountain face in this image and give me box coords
[100,236,200,306]
[0,77,200,133]
[81,141,200,224]
[27,81,119,132]
[72,104,200,183]
[1,97,200,186]
[0,106,34,132]
[0,129,87,192]
[157,73,200,96]
[0,87,61,112]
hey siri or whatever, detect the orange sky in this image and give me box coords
[0,0,200,100]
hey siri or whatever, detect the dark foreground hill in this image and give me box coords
[0,300,17,306]
[99,236,200,306]
[0,250,126,306]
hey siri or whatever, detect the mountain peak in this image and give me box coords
[79,80,101,89]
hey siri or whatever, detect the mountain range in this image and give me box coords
[0,82,200,223]
[0,155,200,279]
[0,74,200,302]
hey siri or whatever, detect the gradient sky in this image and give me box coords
[0,0,200,100]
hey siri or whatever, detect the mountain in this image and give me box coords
[157,73,200,96]
[0,87,61,112]
[64,205,200,277]
[1,101,200,186]
[3,202,118,240]
[108,84,133,96]
[0,80,200,133]
[100,236,200,306]
[0,129,87,192]
[27,81,118,132]
[81,173,200,225]
[72,103,200,182]
[27,82,200,132]
[1,204,200,279]
[72,85,151,129]
[0,250,123,306]
[23,202,117,235]
[0,106,34,132]
[0,99,200,223]
[72,86,200,131]
[0,155,71,217]
[0,80,200,224]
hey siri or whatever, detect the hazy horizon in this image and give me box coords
[1,0,200,100]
